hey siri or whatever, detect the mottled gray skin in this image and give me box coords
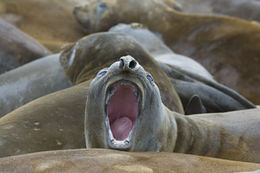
[109,23,255,113]
[86,56,260,162]
[0,54,71,117]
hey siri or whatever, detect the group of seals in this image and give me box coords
[73,0,260,104]
[85,55,260,162]
[0,18,50,74]
[0,1,259,172]
[0,33,256,162]
[0,33,184,157]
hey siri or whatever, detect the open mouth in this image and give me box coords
[105,80,140,146]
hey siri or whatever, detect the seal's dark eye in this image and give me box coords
[97,70,107,77]
[146,73,154,85]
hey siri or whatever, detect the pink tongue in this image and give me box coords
[110,117,133,141]
[107,83,138,141]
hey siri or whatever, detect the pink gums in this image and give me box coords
[107,83,138,140]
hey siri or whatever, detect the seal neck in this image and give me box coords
[172,112,254,161]
[173,113,221,156]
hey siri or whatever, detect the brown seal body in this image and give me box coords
[0,149,260,173]
[73,0,260,104]
[0,82,88,157]
[0,18,50,74]
[85,56,260,163]
[0,0,85,52]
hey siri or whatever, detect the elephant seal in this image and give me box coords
[0,149,260,173]
[85,56,260,163]
[0,0,85,52]
[0,18,50,74]
[73,0,260,104]
[108,23,255,113]
[0,54,71,118]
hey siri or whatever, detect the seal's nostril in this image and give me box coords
[129,60,137,69]
[119,59,124,69]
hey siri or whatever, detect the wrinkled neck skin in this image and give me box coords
[130,102,177,152]
[170,111,221,155]
[170,109,260,162]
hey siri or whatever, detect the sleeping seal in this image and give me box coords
[85,56,260,162]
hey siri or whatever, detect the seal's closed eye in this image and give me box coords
[97,69,107,77]
[146,73,154,86]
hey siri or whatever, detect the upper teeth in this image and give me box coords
[106,87,115,104]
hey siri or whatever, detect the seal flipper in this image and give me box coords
[185,95,207,115]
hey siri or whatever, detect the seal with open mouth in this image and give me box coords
[86,56,260,162]
[86,55,176,151]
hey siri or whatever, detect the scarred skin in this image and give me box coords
[86,56,260,163]
[73,0,260,104]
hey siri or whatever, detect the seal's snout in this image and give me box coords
[119,56,138,71]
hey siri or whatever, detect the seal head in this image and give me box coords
[85,56,175,151]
